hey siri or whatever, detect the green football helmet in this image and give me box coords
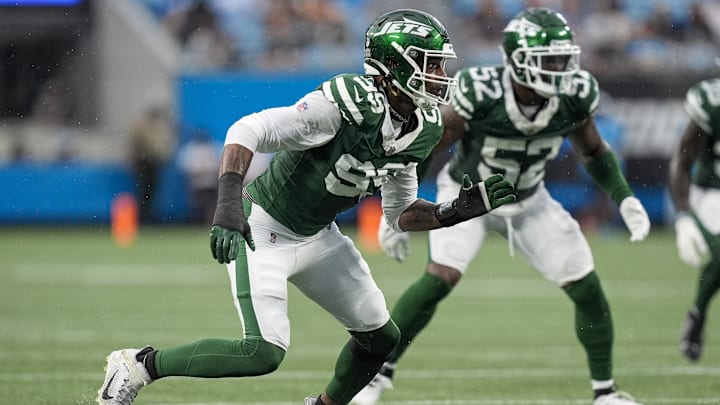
[501,7,581,97]
[364,9,457,110]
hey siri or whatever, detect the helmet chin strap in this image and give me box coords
[380,77,410,122]
[381,75,437,119]
[509,69,554,101]
[386,74,439,112]
[510,76,549,106]
[412,96,435,111]
[389,105,407,122]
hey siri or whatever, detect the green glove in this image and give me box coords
[435,173,516,227]
[210,225,254,264]
[480,173,517,209]
[210,172,256,264]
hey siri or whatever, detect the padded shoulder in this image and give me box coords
[685,78,720,133]
[561,69,600,118]
[320,74,385,127]
[451,65,505,120]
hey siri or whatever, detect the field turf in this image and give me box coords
[1,225,718,404]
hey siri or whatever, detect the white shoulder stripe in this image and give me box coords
[335,78,364,126]
[453,102,473,120]
[685,90,711,133]
[454,86,475,118]
[589,92,600,115]
[322,81,334,102]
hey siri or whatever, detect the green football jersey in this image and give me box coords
[450,65,599,201]
[684,78,720,188]
[245,74,443,236]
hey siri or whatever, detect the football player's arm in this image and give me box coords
[210,143,256,263]
[669,120,709,268]
[225,90,341,153]
[378,104,470,261]
[569,118,625,199]
[387,102,476,231]
[569,118,650,241]
[381,167,515,233]
[668,120,705,212]
[210,90,343,263]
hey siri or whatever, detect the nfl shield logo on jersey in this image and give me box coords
[296,101,309,112]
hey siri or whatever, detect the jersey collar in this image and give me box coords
[502,68,560,135]
[381,102,425,156]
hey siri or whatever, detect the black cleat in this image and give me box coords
[679,308,706,362]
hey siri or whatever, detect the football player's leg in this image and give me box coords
[681,225,720,360]
[389,168,487,364]
[692,245,720,317]
[681,190,720,360]
[290,223,399,405]
[693,209,720,317]
[324,322,400,404]
[512,189,616,391]
[564,272,614,384]
[388,270,453,363]
[153,206,293,378]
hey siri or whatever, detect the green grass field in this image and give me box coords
[2,225,718,405]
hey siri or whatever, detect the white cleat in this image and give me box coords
[96,347,153,405]
[594,391,644,405]
[351,373,393,405]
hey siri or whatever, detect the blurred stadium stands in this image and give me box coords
[0,0,718,226]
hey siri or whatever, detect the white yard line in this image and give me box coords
[152,399,720,405]
[10,263,219,285]
[3,366,720,382]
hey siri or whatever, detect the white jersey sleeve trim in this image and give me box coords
[225,90,343,153]
[453,71,475,120]
[334,78,365,126]
[381,163,419,232]
[685,88,712,133]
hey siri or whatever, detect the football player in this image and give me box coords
[353,7,650,405]
[669,68,720,362]
[96,9,516,405]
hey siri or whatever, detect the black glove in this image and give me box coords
[210,172,255,264]
[435,173,516,227]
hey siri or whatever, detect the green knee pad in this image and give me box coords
[325,321,400,404]
[349,320,401,361]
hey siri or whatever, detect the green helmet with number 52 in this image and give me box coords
[364,9,458,110]
[501,7,581,97]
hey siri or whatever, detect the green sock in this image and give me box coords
[564,272,613,381]
[694,233,720,315]
[694,260,720,315]
[389,272,452,363]
[154,337,285,378]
